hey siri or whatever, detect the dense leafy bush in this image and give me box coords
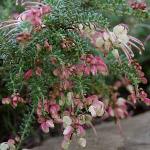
[0,0,150,149]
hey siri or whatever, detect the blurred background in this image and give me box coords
[0,0,150,149]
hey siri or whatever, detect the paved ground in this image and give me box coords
[32,112,150,150]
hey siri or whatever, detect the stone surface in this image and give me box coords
[32,112,150,150]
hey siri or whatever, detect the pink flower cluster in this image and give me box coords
[106,75,150,120]
[108,96,128,119]
[79,54,108,75]
[53,54,108,79]
[130,1,147,10]
[35,94,105,149]
[85,95,105,117]
[52,54,108,92]
[61,95,105,149]
[24,67,43,80]
[132,60,147,84]
[53,67,72,80]
[37,99,62,133]
[138,90,150,105]
[2,93,25,108]
[112,77,149,105]
[53,67,73,91]
[61,114,86,149]
[0,1,52,34]
[18,4,52,26]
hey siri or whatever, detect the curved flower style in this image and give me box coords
[77,23,144,63]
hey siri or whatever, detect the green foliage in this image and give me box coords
[0,0,15,20]
[83,0,150,20]
[17,104,36,150]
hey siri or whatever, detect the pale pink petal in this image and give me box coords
[46,120,54,128]
[63,126,73,136]
[41,122,49,133]
[143,98,150,104]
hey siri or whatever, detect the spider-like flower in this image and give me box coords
[77,23,144,63]
[0,0,52,37]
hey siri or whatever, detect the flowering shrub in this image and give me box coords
[0,0,150,149]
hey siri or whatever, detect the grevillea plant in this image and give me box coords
[0,0,150,149]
